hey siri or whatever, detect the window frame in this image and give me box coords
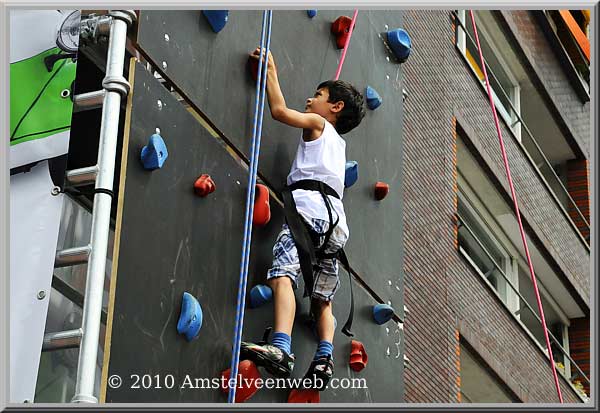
[456,171,571,354]
[456,10,522,142]
[457,174,520,313]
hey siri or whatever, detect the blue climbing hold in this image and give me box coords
[344,161,358,188]
[373,304,395,325]
[386,28,412,63]
[307,10,317,18]
[177,292,203,341]
[365,86,382,110]
[250,284,273,308]
[202,10,229,33]
[372,303,395,325]
[140,134,168,170]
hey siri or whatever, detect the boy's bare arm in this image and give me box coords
[250,48,323,132]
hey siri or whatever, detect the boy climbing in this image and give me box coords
[241,47,365,390]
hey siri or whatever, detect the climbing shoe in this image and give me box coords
[240,341,295,378]
[302,355,334,391]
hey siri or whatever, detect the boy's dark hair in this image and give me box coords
[317,80,365,134]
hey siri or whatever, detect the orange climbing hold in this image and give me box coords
[194,174,216,197]
[253,184,271,226]
[220,360,261,402]
[288,388,320,403]
[349,339,368,372]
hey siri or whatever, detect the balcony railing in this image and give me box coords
[453,11,590,247]
[457,213,590,401]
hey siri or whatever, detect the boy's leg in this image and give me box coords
[240,225,299,377]
[267,276,295,356]
[302,219,347,391]
[268,276,296,336]
[302,298,335,391]
[312,298,334,343]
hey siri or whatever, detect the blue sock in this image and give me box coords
[314,340,334,360]
[271,331,292,355]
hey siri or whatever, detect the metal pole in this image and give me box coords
[71,10,135,404]
[65,166,99,187]
[43,329,83,351]
[55,245,91,268]
[73,90,105,113]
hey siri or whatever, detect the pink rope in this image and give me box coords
[334,10,359,80]
[468,10,563,403]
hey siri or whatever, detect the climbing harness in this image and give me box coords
[228,10,273,403]
[469,10,563,403]
[334,10,358,81]
[281,180,354,337]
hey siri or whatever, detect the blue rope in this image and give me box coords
[228,10,273,403]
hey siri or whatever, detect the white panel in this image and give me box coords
[10,130,70,170]
[9,10,62,63]
[10,161,64,402]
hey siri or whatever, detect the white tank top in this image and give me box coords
[286,120,349,238]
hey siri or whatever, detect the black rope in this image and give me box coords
[94,188,114,198]
[63,186,114,198]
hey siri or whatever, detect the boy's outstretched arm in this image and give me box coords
[250,48,323,132]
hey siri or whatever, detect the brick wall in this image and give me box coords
[568,317,590,395]
[566,159,590,240]
[402,10,588,403]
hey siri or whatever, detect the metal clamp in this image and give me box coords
[109,10,137,26]
[80,14,112,43]
[102,75,131,96]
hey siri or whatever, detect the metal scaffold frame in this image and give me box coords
[46,9,136,404]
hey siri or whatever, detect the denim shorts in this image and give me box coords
[266,218,348,301]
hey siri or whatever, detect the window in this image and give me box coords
[457,176,519,313]
[455,11,590,243]
[456,171,572,357]
[455,128,592,397]
[456,10,522,141]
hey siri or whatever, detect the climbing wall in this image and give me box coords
[104,9,408,403]
[136,10,406,312]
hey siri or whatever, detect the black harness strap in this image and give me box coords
[281,179,354,337]
[281,187,317,298]
[288,179,340,198]
[336,249,354,337]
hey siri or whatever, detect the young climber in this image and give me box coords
[241,48,365,390]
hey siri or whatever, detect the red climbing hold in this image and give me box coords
[220,360,261,402]
[253,184,271,226]
[248,55,259,82]
[349,339,368,372]
[331,16,355,49]
[374,181,389,201]
[194,174,216,197]
[288,388,320,403]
